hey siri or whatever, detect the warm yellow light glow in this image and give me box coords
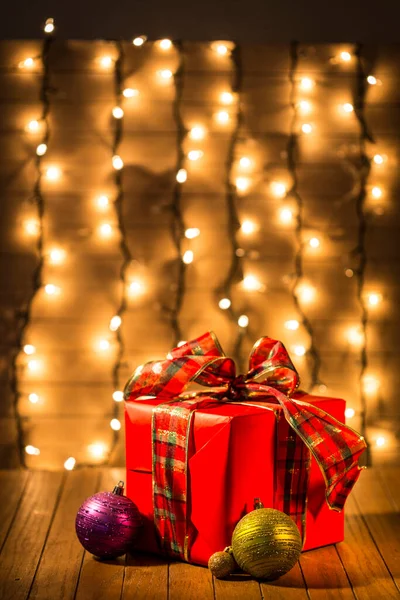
[158,69,173,80]
[299,77,314,91]
[44,18,55,33]
[298,100,312,114]
[211,42,230,56]
[45,166,61,181]
[44,283,61,296]
[309,237,320,248]
[26,119,40,133]
[367,292,382,306]
[187,150,203,161]
[236,177,251,192]
[346,326,365,347]
[238,314,249,328]
[239,157,252,169]
[185,227,200,239]
[100,55,113,69]
[215,110,230,124]
[293,345,306,357]
[279,207,293,224]
[99,223,113,238]
[25,445,40,456]
[285,319,299,331]
[28,393,40,404]
[110,418,121,431]
[88,443,106,458]
[342,103,354,113]
[219,298,231,310]
[345,268,354,278]
[189,126,206,140]
[363,375,380,394]
[23,219,40,236]
[183,250,194,264]
[113,390,124,402]
[373,154,385,165]
[376,436,386,447]
[123,87,139,98]
[64,457,76,470]
[112,155,124,170]
[159,39,172,50]
[128,280,145,295]
[19,57,35,69]
[367,75,378,85]
[109,315,122,331]
[241,219,256,234]
[176,168,187,183]
[27,359,41,372]
[371,186,382,199]
[220,91,234,104]
[340,51,352,62]
[36,143,47,156]
[112,106,124,119]
[345,407,355,419]
[270,181,287,198]
[301,123,313,134]
[23,344,36,355]
[97,339,110,351]
[296,283,316,303]
[48,248,66,264]
[96,195,109,210]
[132,36,147,46]
[242,275,263,291]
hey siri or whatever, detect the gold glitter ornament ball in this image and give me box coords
[232,506,302,580]
[208,547,235,578]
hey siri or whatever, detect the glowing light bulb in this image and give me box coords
[212,42,229,56]
[64,457,76,470]
[132,36,147,46]
[48,248,66,264]
[19,57,35,69]
[371,186,382,199]
[238,315,249,328]
[301,123,313,134]
[187,150,203,161]
[279,208,293,224]
[44,284,60,295]
[367,75,378,85]
[112,106,124,119]
[345,268,354,278]
[309,237,320,248]
[159,38,172,50]
[293,345,306,357]
[376,436,386,447]
[285,319,299,331]
[183,250,194,264]
[373,154,385,165]
[298,100,312,114]
[236,177,250,192]
[185,227,200,239]
[189,126,205,140]
[128,280,144,295]
[123,87,139,98]
[340,51,352,62]
[99,223,113,237]
[23,219,40,236]
[28,393,40,404]
[45,166,61,181]
[23,344,36,355]
[109,315,122,331]
[270,181,287,198]
[158,69,173,80]
[299,77,314,91]
[346,326,364,346]
[97,339,110,351]
[25,445,40,456]
[342,103,354,113]
[88,443,106,458]
[215,110,230,124]
[242,275,263,291]
[239,157,252,169]
[110,418,121,431]
[296,283,316,303]
[241,219,256,234]
[113,390,124,402]
[219,298,231,310]
[112,155,124,170]
[367,292,382,306]
[44,18,55,33]
[36,143,47,156]
[27,359,41,372]
[220,91,234,104]
[26,119,40,133]
[363,375,380,394]
[100,56,113,69]
[96,195,109,209]
[345,407,355,419]
[176,168,187,183]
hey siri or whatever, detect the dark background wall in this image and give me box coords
[1,0,400,42]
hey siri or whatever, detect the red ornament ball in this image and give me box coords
[75,481,142,558]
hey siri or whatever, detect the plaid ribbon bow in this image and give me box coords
[124,331,366,560]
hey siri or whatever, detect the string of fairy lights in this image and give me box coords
[12,22,393,468]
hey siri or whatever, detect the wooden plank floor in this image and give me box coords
[0,467,399,599]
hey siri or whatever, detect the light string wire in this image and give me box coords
[168,39,187,346]
[353,43,375,464]
[287,41,324,391]
[216,43,246,369]
[9,33,54,467]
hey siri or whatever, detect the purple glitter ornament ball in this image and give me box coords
[75,481,142,559]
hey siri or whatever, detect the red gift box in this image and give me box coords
[124,332,366,567]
